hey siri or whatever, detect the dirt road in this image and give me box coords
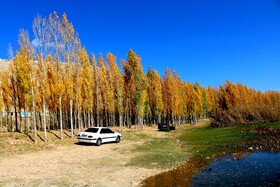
[0,140,160,187]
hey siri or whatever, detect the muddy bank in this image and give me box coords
[141,157,209,187]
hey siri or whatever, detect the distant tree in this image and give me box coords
[107,53,124,127]
[61,12,81,137]
[162,68,184,124]
[32,14,49,141]
[122,49,147,129]
[206,86,219,116]
[0,71,12,131]
[147,67,163,124]
[91,54,101,127]
[97,54,107,126]
[16,29,37,141]
[79,48,93,128]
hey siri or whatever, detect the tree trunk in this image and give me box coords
[87,111,90,128]
[31,86,37,144]
[124,111,127,127]
[41,55,48,142]
[97,110,100,127]
[77,104,81,133]
[50,111,53,130]
[70,99,73,138]
[64,110,67,130]
[92,111,94,126]
[91,111,93,127]
[83,110,86,128]
[26,111,30,135]
[43,98,47,142]
[119,114,123,130]
[20,111,23,133]
[7,111,10,131]
[14,103,18,132]
[59,97,63,140]
[74,109,77,130]
[139,116,144,131]
[6,111,8,132]
[38,112,42,130]
[23,109,27,133]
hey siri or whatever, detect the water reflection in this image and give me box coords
[191,152,280,186]
[142,152,280,187]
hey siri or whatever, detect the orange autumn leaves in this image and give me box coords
[213,81,280,126]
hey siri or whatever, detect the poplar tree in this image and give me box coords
[122,49,147,129]
[17,29,37,141]
[147,67,163,124]
[79,48,93,127]
[91,54,101,127]
[0,71,12,131]
[32,14,48,141]
[98,54,110,126]
[107,53,124,127]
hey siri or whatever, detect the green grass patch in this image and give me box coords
[179,121,280,158]
[121,131,151,142]
[180,126,252,157]
[128,137,189,169]
[240,121,280,130]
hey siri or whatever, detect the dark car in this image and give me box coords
[158,123,176,132]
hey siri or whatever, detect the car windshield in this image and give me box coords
[85,128,99,133]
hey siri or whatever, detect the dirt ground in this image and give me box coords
[0,137,161,187]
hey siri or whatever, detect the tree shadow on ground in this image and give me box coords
[64,131,71,138]
[27,134,35,142]
[27,133,45,142]
[47,131,61,139]
[37,134,44,142]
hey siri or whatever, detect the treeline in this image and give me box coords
[0,12,279,142]
[212,81,280,127]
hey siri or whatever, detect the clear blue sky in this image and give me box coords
[0,0,280,91]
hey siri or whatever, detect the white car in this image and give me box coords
[77,127,122,146]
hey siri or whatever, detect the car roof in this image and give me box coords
[89,127,109,129]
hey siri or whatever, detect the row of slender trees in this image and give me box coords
[212,81,279,127]
[0,12,279,142]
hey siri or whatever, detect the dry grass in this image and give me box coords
[0,125,182,186]
[0,124,187,160]
[0,125,162,157]
[0,130,77,158]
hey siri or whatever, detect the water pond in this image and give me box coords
[142,152,280,187]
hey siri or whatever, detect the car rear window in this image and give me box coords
[85,128,99,133]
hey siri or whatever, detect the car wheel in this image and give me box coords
[115,136,120,143]
[96,139,102,146]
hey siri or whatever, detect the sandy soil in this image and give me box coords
[0,140,160,187]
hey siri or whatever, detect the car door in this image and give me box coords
[106,128,116,142]
[100,128,116,143]
[100,128,110,143]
